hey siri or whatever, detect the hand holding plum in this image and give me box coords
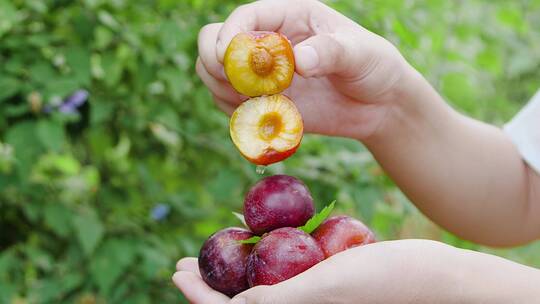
[175,238,520,304]
[196,0,413,142]
[174,175,540,303]
[185,0,540,303]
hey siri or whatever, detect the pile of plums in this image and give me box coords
[198,175,376,297]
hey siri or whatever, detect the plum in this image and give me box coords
[244,175,315,235]
[224,31,295,97]
[247,227,324,286]
[230,95,303,166]
[198,227,254,297]
[312,215,376,258]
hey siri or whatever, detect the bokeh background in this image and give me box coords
[1,0,540,303]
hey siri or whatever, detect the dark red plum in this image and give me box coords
[198,227,254,297]
[247,227,324,286]
[244,175,315,235]
[312,215,376,258]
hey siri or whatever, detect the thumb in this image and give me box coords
[294,31,381,79]
[293,33,351,78]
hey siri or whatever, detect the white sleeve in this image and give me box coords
[504,90,540,173]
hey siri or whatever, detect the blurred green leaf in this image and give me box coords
[139,246,170,278]
[44,204,72,237]
[5,121,43,176]
[30,273,83,303]
[45,78,79,99]
[392,19,418,47]
[0,0,18,37]
[29,62,57,86]
[90,239,137,295]
[0,283,16,304]
[73,211,104,256]
[0,76,20,102]
[65,46,91,86]
[497,5,526,33]
[441,73,478,114]
[36,119,65,151]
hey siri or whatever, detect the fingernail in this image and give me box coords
[230,298,246,304]
[295,45,319,73]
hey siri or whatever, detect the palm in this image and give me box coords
[282,73,389,139]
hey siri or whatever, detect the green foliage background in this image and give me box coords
[1,0,539,303]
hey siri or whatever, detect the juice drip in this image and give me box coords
[256,165,267,175]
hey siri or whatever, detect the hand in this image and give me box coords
[197,0,415,140]
[174,239,540,304]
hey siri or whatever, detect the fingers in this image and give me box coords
[213,95,236,116]
[198,23,227,81]
[172,271,230,304]
[176,257,200,275]
[230,262,332,304]
[216,0,317,62]
[195,57,244,106]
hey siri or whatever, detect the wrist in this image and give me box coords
[361,63,457,149]
[458,249,540,303]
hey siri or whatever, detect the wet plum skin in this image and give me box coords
[244,175,315,235]
[312,215,376,258]
[247,227,325,287]
[198,227,254,297]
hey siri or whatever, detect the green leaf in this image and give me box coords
[5,121,43,176]
[158,67,190,100]
[29,61,57,86]
[36,119,65,151]
[48,154,81,175]
[44,203,72,237]
[90,239,137,295]
[44,78,79,98]
[65,46,91,86]
[238,236,261,245]
[139,246,169,278]
[0,75,20,102]
[72,211,104,256]
[232,212,248,228]
[0,250,17,278]
[94,25,114,50]
[90,97,115,125]
[101,52,123,87]
[441,73,478,115]
[299,200,336,234]
[208,169,242,202]
[98,10,120,29]
[0,0,18,37]
[0,282,15,304]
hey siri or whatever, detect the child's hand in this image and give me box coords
[197,0,413,140]
[173,239,540,303]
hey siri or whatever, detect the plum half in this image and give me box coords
[312,215,376,258]
[246,227,324,287]
[230,94,303,166]
[224,31,295,97]
[244,174,315,235]
[198,227,255,297]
